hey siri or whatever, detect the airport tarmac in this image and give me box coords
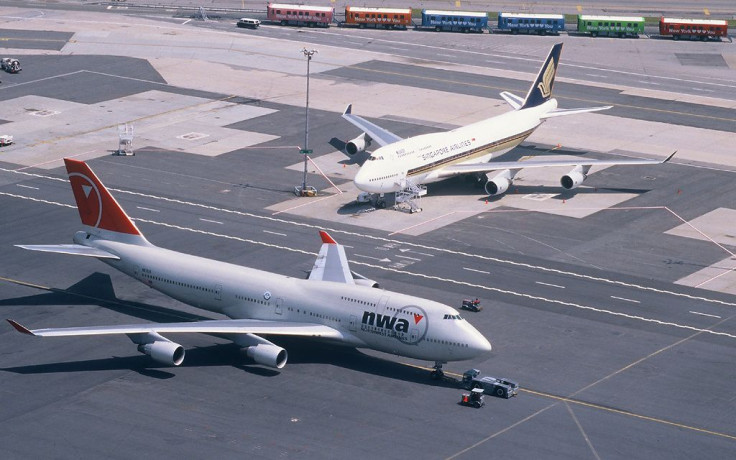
[0,4,735,459]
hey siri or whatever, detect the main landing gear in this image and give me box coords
[430,361,445,380]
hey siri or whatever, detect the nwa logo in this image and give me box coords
[361,305,428,345]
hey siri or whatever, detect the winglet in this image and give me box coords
[343,104,352,116]
[7,319,35,336]
[663,150,677,163]
[319,231,337,245]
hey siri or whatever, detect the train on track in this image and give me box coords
[256,3,730,41]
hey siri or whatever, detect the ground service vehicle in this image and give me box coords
[344,6,412,29]
[659,17,728,40]
[237,18,260,29]
[420,10,488,33]
[0,134,13,146]
[460,388,485,408]
[1,58,21,73]
[267,3,333,27]
[577,15,645,37]
[462,369,519,398]
[497,12,565,35]
[461,299,482,312]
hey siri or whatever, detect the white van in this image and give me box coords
[237,18,260,29]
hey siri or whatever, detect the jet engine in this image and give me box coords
[244,344,288,369]
[351,270,380,288]
[560,165,588,190]
[138,340,185,366]
[346,133,371,156]
[484,169,514,196]
[234,333,288,369]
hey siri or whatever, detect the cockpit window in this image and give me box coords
[443,314,463,320]
[368,156,383,161]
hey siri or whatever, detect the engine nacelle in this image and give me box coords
[484,170,513,196]
[138,340,185,366]
[346,133,371,156]
[351,270,380,288]
[245,344,288,369]
[561,166,587,190]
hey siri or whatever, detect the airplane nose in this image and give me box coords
[354,167,370,192]
[472,332,492,355]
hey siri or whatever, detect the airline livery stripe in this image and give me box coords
[407,128,535,177]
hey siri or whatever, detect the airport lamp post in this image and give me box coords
[298,48,318,197]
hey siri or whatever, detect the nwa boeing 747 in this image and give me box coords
[8,159,491,378]
[341,43,673,201]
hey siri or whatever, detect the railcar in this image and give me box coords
[659,17,728,40]
[497,12,564,35]
[344,6,412,29]
[419,9,488,33]
[267,3,333,28]
[577,15,645,37]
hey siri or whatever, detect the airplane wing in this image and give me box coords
[437,151,676,178]
[308,231,354,284]
[541,105,613,118]
[7,318,343,339]
[342,104,403,147]
[15,244,120,259]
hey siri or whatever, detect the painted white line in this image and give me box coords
[199,218,223,225]
[399,248,434,257]
[464,267,490,275]
[182,19,192,25]
[263,230,287,237]
[437,53,455,58]
[16,184,38,190]
[536,281,565,289]
[611,296,641,304]
[354,254,391,263]
[136,206,160,213]
[690,311,722,319]
[693,88,715,93]
[640,80,660,85]
[396,254,421,261]
[391,47,410,52]
[3,167,736,311]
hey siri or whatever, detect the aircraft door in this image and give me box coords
[349,315,357,332]
[275,297,283,315]
[214,284,222,300]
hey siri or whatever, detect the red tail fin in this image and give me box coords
[64,158,141,235]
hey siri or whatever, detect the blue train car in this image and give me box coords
[497,12,565,35]
[420,9,488,33]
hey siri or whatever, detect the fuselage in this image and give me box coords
[354,99,557,193]
[75,232,491,363]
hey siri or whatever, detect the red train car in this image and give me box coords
[344,6,412,29]
[267,3,333,28]
[659,17,728,40]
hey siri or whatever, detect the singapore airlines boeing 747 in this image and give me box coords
[8,159,491,379]
[341,43,673,200]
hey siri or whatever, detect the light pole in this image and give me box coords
[298,47,318,196]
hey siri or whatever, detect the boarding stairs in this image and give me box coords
[395,177,426,213]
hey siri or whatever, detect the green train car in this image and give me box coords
[577,15,645,37]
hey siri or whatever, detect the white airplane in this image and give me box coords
[8,159,491,379]
[341,43,673,198]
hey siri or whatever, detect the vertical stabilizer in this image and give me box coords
[521,43,563,110]
[64,158,144,238]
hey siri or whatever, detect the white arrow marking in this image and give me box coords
[354,254,391,263]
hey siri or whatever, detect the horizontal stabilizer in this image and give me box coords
[540,105,613,119]
[6,318,344,339]
[500,91,524,110]
[15,244,119,259]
